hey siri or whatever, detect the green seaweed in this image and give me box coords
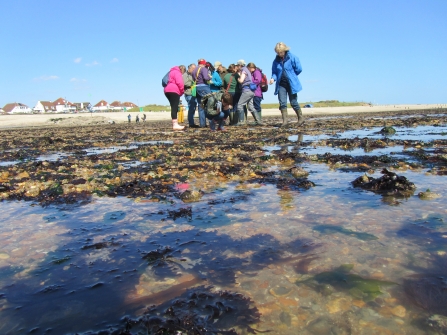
[313,224,378,241]
[296,264,396,301]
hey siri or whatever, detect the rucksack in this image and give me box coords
[259,68,268,93]
[162,71,169,87]
[200,91,224,116]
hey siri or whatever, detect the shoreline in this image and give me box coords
[0,104,445,129]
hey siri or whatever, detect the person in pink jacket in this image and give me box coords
[164,65,186,130]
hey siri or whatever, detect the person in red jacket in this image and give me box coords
[164,65,186,130]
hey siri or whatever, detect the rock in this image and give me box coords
[0,252,10,260]
[279,311,292,326]
[391,305,406,318]
[418,190,441,200]
[326,297,351,314]
[180,190,203,203]
[380,126,396,135]
[426,314,447,333]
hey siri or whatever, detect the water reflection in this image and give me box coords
[0,130,447,333]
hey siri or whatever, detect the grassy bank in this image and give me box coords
[261,100,370,109]
[128,100,370,112]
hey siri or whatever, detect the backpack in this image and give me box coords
[162,71,169,87]
[259,68,268,93]
[200,91,224,116]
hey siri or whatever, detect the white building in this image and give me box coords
[92,100,109,111]
[33,101,55,113]
[2,103,32,114]
[52,98,76,113]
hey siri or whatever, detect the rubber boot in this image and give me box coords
[229,112,235,125]
[235,110,245,126]
[294,108,305,126]
[244,109,248,125]
[252,111,263,126]
[280,109,288,127]
[172,119,185,131]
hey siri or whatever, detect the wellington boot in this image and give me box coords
[229,112,235,125]
[295,108,305,126]
[280,109,288,127]
[252,111,263,126]
[172,119,185,131]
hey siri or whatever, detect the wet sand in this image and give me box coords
[0,104,444,129]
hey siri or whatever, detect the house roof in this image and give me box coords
[94,100,109,107]
[122,102,138,107]
[2,103,29,113]
[53,97,75,106]
[110,101,122,107]
[40,101,53,108]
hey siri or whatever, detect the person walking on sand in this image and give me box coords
[142,114,146,122]
[269,42,304,127]
[136,115,140,123]
[127,114,131,123]
[164,64,186,130]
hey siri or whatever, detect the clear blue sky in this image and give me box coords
[1,0,446,108]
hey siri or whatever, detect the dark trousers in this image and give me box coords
[165,92,180,119]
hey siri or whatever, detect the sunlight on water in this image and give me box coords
[0,126,446,334]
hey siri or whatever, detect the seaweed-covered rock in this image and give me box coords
[352,168,416,196]
[180,190,203,203]
[418,189,442,200]
[94,286,263,335]
[380,126,396,135]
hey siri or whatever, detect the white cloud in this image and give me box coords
[85,61,101,67]
[110,58,119,63]
[74,57,82,64]
[70,77,87,82]
[33,75,59,82]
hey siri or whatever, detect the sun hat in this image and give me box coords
[236,59,246,66]
[214,61,222,68]
[198,59,207,65]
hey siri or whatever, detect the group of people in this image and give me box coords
[128,113,146,123]
[163,42,305,131]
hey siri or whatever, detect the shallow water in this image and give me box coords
[0,126,447,334]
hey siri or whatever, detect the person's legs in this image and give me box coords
[246,93,262,125]
[196,86,211,127]
[236,91,254,125]
[287,86,304,125]
[253,96,263,125]
[165,92,183,130]
[185,95,198,127]
[218,109,230,130]
[278,85,289,127]
[231,92,241,125]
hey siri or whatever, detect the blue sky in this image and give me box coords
[1,0,446,108]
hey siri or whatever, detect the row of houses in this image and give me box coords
[1,98,139,114]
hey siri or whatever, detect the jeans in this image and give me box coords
[206,109,230,130]
[253,96,262,113]
[185,95,197,125]
[196,85,211,127]
[278,85,300,111]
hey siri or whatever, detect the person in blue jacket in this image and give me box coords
[269,42,304,127]
[207,62,223,92]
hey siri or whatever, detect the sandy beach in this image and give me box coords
[0,104,444,129]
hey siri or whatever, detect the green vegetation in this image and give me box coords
[128,104,170,112]
[296,264,396,301]
[129,100,368,112]
[261,100,370,109]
